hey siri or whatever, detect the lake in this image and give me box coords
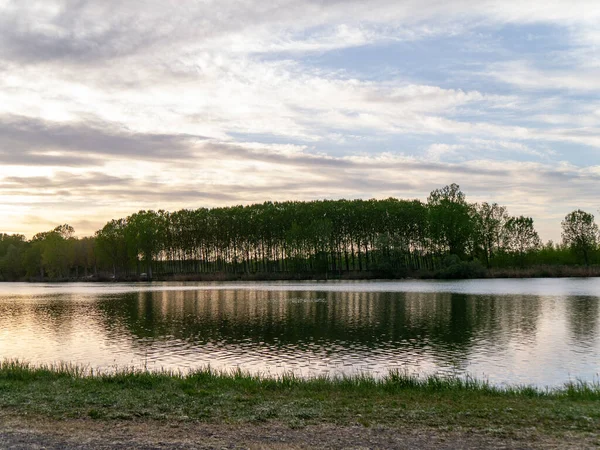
[1,279,599,387]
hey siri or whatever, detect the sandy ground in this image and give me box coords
[1,415,599,450]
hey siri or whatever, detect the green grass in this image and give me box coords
[1,360,599,438]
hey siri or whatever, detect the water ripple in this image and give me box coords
[1,281,599,386]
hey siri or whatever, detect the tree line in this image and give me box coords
[1,184,599,281]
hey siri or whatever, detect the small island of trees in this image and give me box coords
[1,184,599,281]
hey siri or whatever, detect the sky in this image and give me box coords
[1,0,600,241]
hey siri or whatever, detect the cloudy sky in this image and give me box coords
[1,0,600,240]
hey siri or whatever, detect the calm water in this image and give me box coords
[1,279,599,387]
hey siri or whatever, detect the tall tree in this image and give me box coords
[26,225,76,279]
[503,216,541,267]
[473,202,508,267]
[126,211,164,279]
[96,219,130,277]
[0,234,27,280]
[427,184,474,258]
[561,210,599,266]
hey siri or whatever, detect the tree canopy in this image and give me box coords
[0,184,598,281]
[562,210,599,266]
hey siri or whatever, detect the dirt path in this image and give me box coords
[1,417,598,450]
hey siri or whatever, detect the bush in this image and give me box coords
[434,257,486,279]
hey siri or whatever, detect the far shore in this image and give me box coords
[6,264,600,283]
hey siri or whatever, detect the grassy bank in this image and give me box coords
[1,361,599,440]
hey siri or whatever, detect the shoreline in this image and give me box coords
[7,264,600,283]
[1,361,599,448]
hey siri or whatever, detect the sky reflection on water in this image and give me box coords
[1,279,599,387]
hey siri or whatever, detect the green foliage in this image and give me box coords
[427,183,474,257]
[125,210,165,279]
[502,216,541,267]
[1,360,600,441]
[0,234,27,280]
[434,255,486,279]
[0,225,99,281]
[27,225,79,279]
[472,202,508,267]
[95,218,130,277]
[531,241,577,266]
[3,184,600,280]
[561,210,599,266]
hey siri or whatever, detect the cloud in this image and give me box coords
[1,0,600,241]
[2,138,599,240]
[0,115,209,164]
[3,1,600,67]
[487,61,600,92]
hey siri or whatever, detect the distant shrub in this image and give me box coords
[434,257,486,279]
